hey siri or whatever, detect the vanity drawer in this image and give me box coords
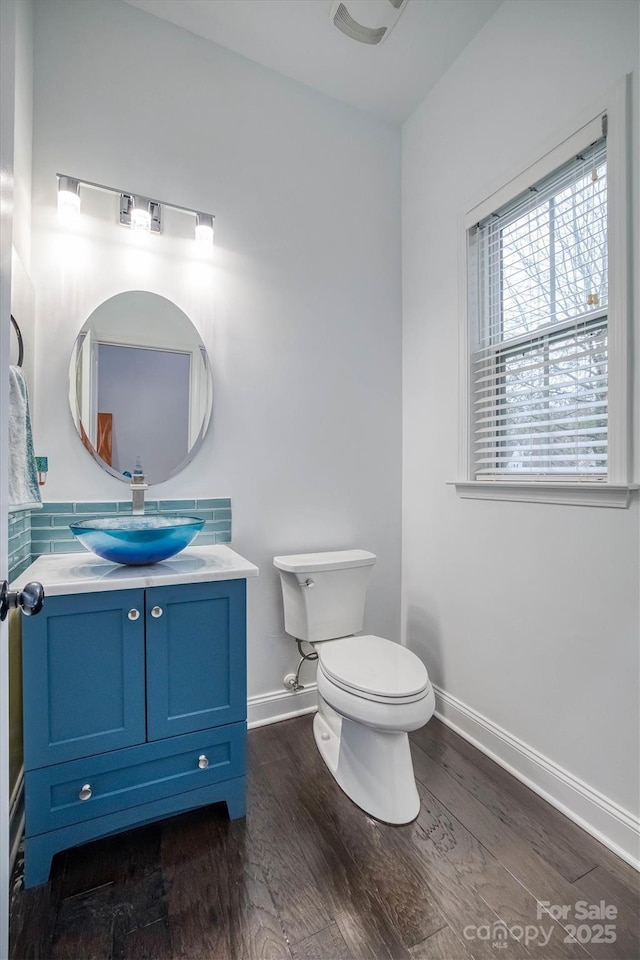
[26,722,246,835]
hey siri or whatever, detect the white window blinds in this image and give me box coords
[469,135,608,480]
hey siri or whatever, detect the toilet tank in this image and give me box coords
[273,550,376,643]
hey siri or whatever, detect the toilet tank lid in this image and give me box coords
[273,549,376,573]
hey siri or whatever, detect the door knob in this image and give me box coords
[0,580,45,622]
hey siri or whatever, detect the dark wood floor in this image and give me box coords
[9,715,640,960]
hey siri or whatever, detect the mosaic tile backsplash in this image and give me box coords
[13,499,231,570]
[8,510,32,581]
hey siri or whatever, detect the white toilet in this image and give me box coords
[273,549,435,824]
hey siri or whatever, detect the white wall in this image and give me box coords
[10,0,35,394]
[30,0,402,706]
[11,0,32,272]
[402,0,639,856]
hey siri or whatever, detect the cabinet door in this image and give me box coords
[145,579,246,740]
[22,590,146,769]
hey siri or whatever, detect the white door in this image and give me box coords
[0,2,16,955]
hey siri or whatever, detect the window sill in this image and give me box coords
[449,481,638,508]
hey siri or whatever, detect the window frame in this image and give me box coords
[452,77,635,508]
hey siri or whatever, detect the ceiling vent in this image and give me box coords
[329,0,409,45]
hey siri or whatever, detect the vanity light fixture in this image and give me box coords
[195,212,215,248]
[56,173,215,247]
[57,176,81,224]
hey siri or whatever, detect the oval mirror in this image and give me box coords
[69,291,212,485]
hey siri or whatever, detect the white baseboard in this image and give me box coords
[247,683,318,729]
[432,684,640,871]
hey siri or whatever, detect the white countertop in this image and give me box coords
[11,545,259,597]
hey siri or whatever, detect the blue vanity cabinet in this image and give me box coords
[21,577,248,888]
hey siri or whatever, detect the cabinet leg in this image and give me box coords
[225,777,246,820]
[23,835,56,889]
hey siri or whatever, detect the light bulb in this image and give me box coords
[195,212,214,248]
[131,196,151,232]
[57,176,80,224]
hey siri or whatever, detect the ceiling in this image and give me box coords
[125,0,502,124]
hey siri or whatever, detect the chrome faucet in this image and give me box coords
[130,457,148,515]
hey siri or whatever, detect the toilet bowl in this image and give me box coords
[314,635,435,823]
[273,551,435,825]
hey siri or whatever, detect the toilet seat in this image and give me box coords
[317,660,435,734]
[318,635,430,704]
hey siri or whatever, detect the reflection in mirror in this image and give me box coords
[69,291,213,484]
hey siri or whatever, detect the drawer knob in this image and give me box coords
[151,606,163,618]
[128,609,140,621]
[198,754,209,769]
[79,783,92,801]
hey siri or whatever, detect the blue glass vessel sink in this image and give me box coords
[69,516,205,565]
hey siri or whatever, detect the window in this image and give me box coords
[471,139,608,479]
[456,85,632,507]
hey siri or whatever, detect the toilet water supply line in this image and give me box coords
[286,639,318,692]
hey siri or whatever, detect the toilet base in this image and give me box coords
[313,698,421,825]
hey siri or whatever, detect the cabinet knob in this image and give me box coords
[198,754,209,769]
[79,784,92,801]
[128,608,140,621]
[151,606,163,618]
